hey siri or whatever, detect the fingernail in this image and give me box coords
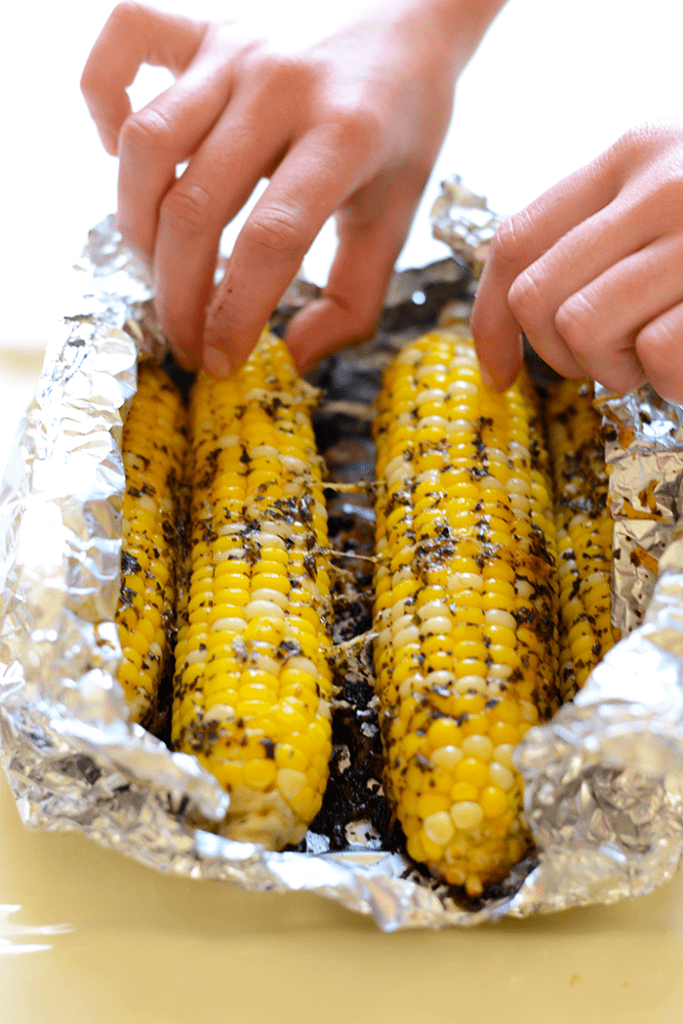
[479,363,497,391]
[204,346,232,378]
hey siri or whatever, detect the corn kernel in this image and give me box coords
[454,757,489,789]
[372,329,560,893]
[480,785,509,819]
[450,801,484,831]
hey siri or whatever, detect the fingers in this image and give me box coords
[471,156,621,389]
[286,173,426,371]
[117,51,236,264]
[551,232,683,392]
[503,207,644,380]
[80,1,464,378]
[152,87,299,369]
[81,2,207,155]
[471,123,683,402]
[201,123,387,375]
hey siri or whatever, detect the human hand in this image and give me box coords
[82,0,497,375]
[470,120,683,403]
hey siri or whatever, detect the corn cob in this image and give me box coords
[372,328,561,896]
[116,360,188,729]
[172,331,335,849]
[546,377,618,700]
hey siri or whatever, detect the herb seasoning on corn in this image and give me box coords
[116,360,188,730]
[372,328,561,896]
[546,377,618,699]
[171,331,335,849]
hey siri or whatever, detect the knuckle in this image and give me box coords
[159,181,215,236]
[645,173,683,214]
[554,293,596,356]
[507,270,545,332]
[616,120,679,157]
[247,50,311,94]
[614,122,683,196]
[326,105,383,153]
[110,2,151,31]
[244,205,305,258]
[99,2,150,43]
[616,123,651,156]
[112,1,146,19]
[119,108,173,157]
[635,319,675,376]
[612,122,667,169]
[489,212,532,270]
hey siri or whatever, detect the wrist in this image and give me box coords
[396,0,508,72]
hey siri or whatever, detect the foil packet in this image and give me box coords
[2,213,683,931]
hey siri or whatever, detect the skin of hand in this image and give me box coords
[470,120,683,404]
[81,0,506,376]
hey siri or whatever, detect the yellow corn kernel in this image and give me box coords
[546,378,618,699]
[171,331,335,850]
[373,328,561,896]
[116,361,188,730]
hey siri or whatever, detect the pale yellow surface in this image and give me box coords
[1,764,683,1024]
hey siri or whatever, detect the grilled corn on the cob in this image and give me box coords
[116,360,188,729]
[546,377,618,699]
[172,332,335,849]
[372,328,561,896]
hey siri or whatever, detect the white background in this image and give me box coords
[1,0,683,459]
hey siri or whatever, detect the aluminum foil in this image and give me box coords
[430,176,504,274]
[2,214,683,931]
[595,383,683,636]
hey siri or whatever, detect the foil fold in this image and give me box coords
[430,176,504,272]
[595,382,683,635]
[2,213,683,930]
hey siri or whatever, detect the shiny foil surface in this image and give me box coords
[1,215,683,931]
[430,176,504,273]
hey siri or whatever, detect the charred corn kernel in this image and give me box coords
[172,331,335,850]
[373,328,561,896]
[116,361,187,730]
[546,378,619,700]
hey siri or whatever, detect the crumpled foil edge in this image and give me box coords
[2,213,683,930]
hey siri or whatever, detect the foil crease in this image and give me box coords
[593,382,683,636]
[2,215,683,931]
[430,176,504,272]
